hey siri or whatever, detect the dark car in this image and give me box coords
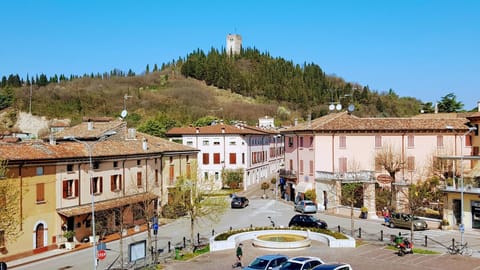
[231,196,249,208]
[312,263,353,270]
[288,214,328,229]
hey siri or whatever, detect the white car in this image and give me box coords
[312,263,353,270]
[279,256,325,270]
[294,200,318,213]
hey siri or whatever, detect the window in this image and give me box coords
[0,230,4,248]
[0,193,6,208]
[289,159,293,171]
[155,169,159,185]
[375,135,382,148]
[299,160,304,175]
[437,135,444,148]
[113,161,118,168]
[36,167,44,176]
[229,153,236,164]
[136,172,142,187]
[169,165,174,185]
[215,172,219,181]
[309,160,314,176]
[202,153,209,164]
[242,153,245,164]
[229,141,236,145]
[169,156,173,163]
[407,156,415,171]
[111,174,122,191]
[202,140,209,146]
[36,183,45,203]
[93,161,100,170]
[339,157,347,173]
[213,153,221,164]
[339,136,347,148]
[186,140,193,146]
[137,160,141,166]
[204,172,208,181]
[67,164,74,172]
[63,179,79,198]
[466,134,472,147]
[288,137,294,147]
[186,163,191,178]
[309,136,313,147]
[407,135,415,148]
[299,137,304,148]
[213,141,220,145]
[91,177,103,194]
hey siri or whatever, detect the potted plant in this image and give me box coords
[360,206,368,219]
[440,219,450,230]
[63,230,76,250]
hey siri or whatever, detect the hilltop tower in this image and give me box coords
[226,34,242,55]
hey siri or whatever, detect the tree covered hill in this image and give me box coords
[0,47,440,136]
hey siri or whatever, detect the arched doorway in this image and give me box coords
[35,223,45,249]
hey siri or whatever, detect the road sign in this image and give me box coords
[97,249,107,260]
[460,223,465,233]
[153,223,159,235]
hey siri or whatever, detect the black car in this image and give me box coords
[288,214,328,229]
[231,196,249,208]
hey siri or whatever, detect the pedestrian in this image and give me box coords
[232,243,243,268]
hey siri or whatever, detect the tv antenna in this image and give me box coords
[121,94,133,119]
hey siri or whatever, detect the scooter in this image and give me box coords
[398,238,413,256]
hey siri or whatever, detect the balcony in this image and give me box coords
[316,170,376,183]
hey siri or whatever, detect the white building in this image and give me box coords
[167,123,284,190]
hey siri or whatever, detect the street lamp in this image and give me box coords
[446,126,477,245]
[64,132,115,270]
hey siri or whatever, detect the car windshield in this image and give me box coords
[304,201,315,206]
[280,261,302,270]
[305,215,318,222]
[248,258,269,269]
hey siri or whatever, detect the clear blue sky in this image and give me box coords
[1,0,479,110]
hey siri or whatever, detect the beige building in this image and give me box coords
[0,119,198,260]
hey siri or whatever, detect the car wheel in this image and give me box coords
[389,222,395,228]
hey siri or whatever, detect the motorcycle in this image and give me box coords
[397,238,413,256]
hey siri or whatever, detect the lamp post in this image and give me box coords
[64,132,115,270]
[446,126,477,245]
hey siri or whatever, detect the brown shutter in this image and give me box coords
[63,180,68,198]
[100,177,103,193]
[119,175,122,189]
[74,180,79,196]
[36,183,44,202]
[111,175,115,191]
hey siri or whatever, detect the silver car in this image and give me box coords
[244,254,289,270]
[294,200,317,213]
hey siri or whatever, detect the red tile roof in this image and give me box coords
[282,111,470,133]
[167,124,270,136]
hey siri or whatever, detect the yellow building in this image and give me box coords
[0,119,198,260]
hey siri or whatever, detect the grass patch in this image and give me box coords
[214,226,348,241]
[385,245,440,254]
[174,245,210,261]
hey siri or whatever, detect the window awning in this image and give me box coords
[57,193,158,217]
[295,182,313,193]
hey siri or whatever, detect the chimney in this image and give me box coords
[307,114,311,128]
[142,138,148,151]
[434,103,438,114]
[128,128,136,139]
[87,121,94,130]
[221,127,225,133]
[294,118,298,126]
[49,134,56,145]
[196,127,200,133]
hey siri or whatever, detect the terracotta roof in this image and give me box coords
[167,124,269,136]
[57,193,158,217]
[282,111,471,133]
[53,120,125,140]
[0,140,85,161]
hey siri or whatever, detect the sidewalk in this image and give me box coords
[4,224,150,269]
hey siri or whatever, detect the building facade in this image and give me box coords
[0,119,198,259]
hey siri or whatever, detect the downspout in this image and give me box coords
[145,159,148,192]
[122,160,126,196]
[19,164,23,231]
[77,163,82,206]
[331,133,335,172]
[402,133,405,178]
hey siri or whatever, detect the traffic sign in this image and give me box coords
[97,249,107,260]
[460,223,465,233]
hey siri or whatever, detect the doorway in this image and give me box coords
[453,199,461,225]
[35,223,45,249]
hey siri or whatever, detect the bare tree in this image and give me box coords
[375,144,405,210]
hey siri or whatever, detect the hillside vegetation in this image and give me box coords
[1,47,447,136]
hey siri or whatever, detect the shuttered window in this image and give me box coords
[36,183,45,203]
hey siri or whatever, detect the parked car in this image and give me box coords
[244,254,289,270]
[388,212,428,230]
[288,214,328,229]
[279,256,324,270]
[312,263,353,270]
[231,196,249,208]
[294,200,317,213]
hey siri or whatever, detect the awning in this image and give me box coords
[295,181,313,193]
[57,193,158,217]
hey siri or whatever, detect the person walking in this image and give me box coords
[232,243,243,268]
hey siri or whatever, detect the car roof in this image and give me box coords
[256,254,288,260]
[313,263,350,269]
[289,256,322,262]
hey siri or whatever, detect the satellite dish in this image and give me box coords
[328,104,335,111]
[121,110,128,118]
[348,104,355,112]
[336,104,342,111]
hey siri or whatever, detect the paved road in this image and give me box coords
[9,196,480,269]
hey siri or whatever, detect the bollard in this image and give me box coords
[452,238,455,250]
[399,232,401,237]
[183,236,186,248]
[251,224,253,229]
[198,232,200,245]
[230,226,232,231]
[338,225,341,233]
[358,227,362,239]
[380,230,383,241]
[168,241,171,253]
[212,229,215,236]
[424,235,428,247]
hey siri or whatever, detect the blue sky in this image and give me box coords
[1,0,479,110]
